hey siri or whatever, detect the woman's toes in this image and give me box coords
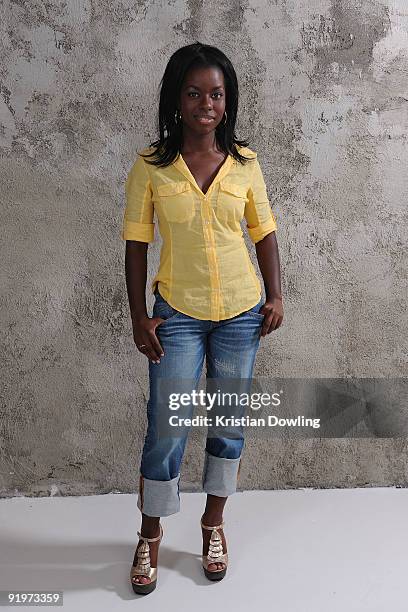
[133,576,150,584]
[208,562,224,571]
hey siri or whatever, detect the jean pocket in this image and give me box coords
[156,312,181,326]
[246,299,265,318]
[153,293,181,324]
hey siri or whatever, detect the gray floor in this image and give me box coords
[0,487,406,611]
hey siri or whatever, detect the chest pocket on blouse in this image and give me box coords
[157,181,195,223]
[216,181,247,224]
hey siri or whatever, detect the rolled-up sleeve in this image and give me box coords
[121,154,155,242]
[244,157,277,244]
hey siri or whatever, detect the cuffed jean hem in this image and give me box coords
[201,449,242,497]
[137,473,181,517]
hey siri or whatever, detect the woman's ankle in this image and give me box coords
[140,515,161,537]
[201,512,223,525]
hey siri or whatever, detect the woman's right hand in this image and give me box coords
[133,315,166,364]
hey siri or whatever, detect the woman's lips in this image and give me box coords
[195,116,214,124]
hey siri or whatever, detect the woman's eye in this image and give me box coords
[187,92,223,98]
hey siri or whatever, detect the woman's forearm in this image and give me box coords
[255,231,282,300]
[125,241,149,323]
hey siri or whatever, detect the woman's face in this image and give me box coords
[178,65,226,136]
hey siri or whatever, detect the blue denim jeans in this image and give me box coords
[137,289,265,517]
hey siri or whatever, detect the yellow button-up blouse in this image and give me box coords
[121,144,277,321]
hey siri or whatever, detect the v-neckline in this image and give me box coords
[178,151,232,197]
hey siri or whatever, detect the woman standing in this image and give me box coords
[122,42,283,595]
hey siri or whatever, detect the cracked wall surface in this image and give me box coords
[1,0,407,497]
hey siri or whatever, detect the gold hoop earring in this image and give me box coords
[174,109,181,124]
[223,111,228,125]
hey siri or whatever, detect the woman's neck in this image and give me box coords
[180,133,220,155]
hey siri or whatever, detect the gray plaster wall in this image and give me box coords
[1,1,407,497]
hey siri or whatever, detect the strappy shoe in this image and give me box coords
[200,518,228,581]
[130,523,163,595]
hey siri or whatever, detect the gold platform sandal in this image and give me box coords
[200,519,228,581]
[130,523,163,595]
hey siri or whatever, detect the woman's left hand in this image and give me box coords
[259,297,284,336]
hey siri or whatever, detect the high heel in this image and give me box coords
[130,523,163,595]
[200,518,228,581]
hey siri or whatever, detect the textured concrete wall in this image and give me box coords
[1,1,407,497]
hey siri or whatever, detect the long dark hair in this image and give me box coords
[139,42,253,167]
